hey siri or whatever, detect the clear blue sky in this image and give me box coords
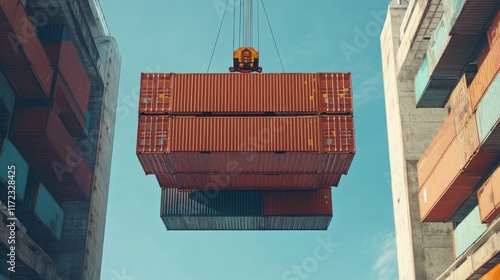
[99,1,396,279]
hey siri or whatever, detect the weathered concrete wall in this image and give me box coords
[381,1,454,279]
[81,36,121,280]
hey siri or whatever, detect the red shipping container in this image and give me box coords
[137,115,355,174]
[156,172,342,189]
[139,73,353,114]
[9,107,92,201]
[477,166,500,223]
[52,73,86,136]
[0,1,53,98]
[487,8,500,48]
[264,188,332,216]
[417,114,455,188]
[469,39,500,111]
[43,41,91,115]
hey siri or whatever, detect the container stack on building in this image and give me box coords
[1,0,120,278]
[136,72,355,230]
[411,5,500,267]
[0,0,94,246]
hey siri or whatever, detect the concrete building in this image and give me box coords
[381,0,500,279]
[0,0,120,279]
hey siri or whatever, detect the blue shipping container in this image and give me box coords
[453,206,488,257]
[445,0,466,29]
[476,71,500,149]
[427,15,450,70]
[414,56,430,104]
[0,71,16,114]
[0,140,29,201]
[35,184,64,240]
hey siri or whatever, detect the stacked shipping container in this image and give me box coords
[137,72,355,230]
[0,1,96,244]
[417,8,500,222]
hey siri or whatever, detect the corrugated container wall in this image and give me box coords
[156,172,342,189]
[9,107,92,201]
[476,70,500,151]
[139,73,353,114]
[42,40,91,115]
[481,263,500,280]
[417,113,456,187]
[453,206,487,258]
[487,8,500,49]
[17,176,64,240]
[0,0,53,98]
[477,165,500,223]
[0,139,28,201]
[160,188,332,230]
[469,36,500,111]
[450,75,479,166]
[137,115,355,175]
[418,138,482,222]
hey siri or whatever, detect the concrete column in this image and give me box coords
[381,4,455,280]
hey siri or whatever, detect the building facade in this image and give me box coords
[381,0,500,279]
[0,0,120,279]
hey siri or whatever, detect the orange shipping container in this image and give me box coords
[419,138,482,222]
[487,9,500,47]
[156,172,342,189]
[139,73,353,114]
[417,114,456,187]
[137,115,355,174]
[480,262,500,280]
[477,166,500,223]
[469,39,500,111]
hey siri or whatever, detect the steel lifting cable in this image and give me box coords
[233,0,236,51]
[260,0,284,72]
[238,0,243,46]
[207,0,230,72]
[257,0,260,51]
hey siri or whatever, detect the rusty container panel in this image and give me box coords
[481,263,500,280]
[156,173,342,189]
[417,114,455,188]
[160,188,332,230]
[139,73,352,114]
[43,41,91,115]
[477,166,500,223]
[137,115,355,174]
[470,40,500,111]
[264,188,332,215]
[9,107,92,201]
[487,9,500,47]
[456,114,480,169]
[450,75,472,127]
[419,138,481,222]
[53,73,86,136]
[0,2,53,98]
